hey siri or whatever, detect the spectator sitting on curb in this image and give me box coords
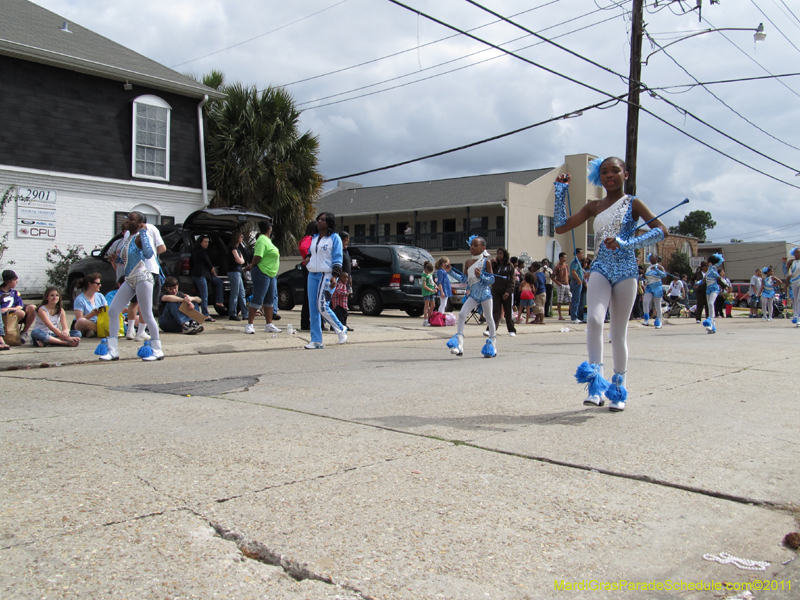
[0,308,8,350]
[30,287,81,347]
[159,277,204,334]
[72,272,107,338]
[1,270,37,344]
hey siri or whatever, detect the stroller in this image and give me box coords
[772,293,786,319]
[666,296,684,318]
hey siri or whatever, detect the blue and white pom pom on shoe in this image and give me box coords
[654,318,662,329]
[605,372,628,410]
[792,315,799,326]
[575,361,610,398]
[642,314,649,326]
[481,338,496,358]
[447,333,463,356]
[137,340,153,359]
[702,317,714,332]
[94,337,109,356]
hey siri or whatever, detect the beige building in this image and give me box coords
[698,241,794,282]
[312,153,603,271]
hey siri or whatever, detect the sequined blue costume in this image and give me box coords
[704,265,721,295]
[644,264,667,296]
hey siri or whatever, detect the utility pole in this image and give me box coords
[624,0,644,196]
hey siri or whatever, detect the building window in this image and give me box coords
[496,216,504,231]
[354,224,365,238]
[538,216,553,237]
[682,241,692,256]
[132,95,171,181]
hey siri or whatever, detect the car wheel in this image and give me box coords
[359,288,383,316]
[278,285,295,311]
[405,307,424,317]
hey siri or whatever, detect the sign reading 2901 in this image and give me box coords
[16,187,57,203]
[16,186,57,239]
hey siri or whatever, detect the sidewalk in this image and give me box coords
[2,309,751,370]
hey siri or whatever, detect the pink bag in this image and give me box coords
[428,311,446,327]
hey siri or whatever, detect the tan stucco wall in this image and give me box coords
[506,153,602,262]
[698,241,793,282]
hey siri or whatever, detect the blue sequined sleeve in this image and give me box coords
[554,182,569,228]
[615,227,664,251]
[450,268,467,284]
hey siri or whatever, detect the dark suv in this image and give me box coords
[277,244,443,317]
[66,207,270,314]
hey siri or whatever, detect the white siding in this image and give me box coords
[0,165,207,295]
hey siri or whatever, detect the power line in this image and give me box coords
[170,0,350,68]
[750,0,800,56]
[281,0,564,88]
[645,34,800,152]
[712,220,800,241]
[702,15,800,100]
[322,95,627,182]
[771,0,800,29]
[651,72,800,91]
[333,1,800,191]
[299,11,622,108]
[777,0,800,27]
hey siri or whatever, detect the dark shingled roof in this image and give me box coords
[318,168,553,216]
[0,0,224,100]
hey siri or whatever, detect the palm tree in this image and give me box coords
[201,72,322,254]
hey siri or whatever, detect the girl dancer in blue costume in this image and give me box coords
[786,247,800,326]
[702,253,724,333]
[642,253,667,329]
[96,212,164,361]
[760,266,782,322]
[446,236,497,357]
[554,158,668,412]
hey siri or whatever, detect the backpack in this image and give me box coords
[428,311,446,327]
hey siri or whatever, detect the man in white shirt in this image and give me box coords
[668,277,683,302]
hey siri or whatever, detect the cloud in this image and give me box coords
[31,0,800,244]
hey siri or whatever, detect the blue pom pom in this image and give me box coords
[137,340,153,358]
[792,315,799,325]
[605,373,628,402]
[481,339,496,357]
[702,318,712,328]
[467,234,479,249]
[94,338,109,356]
[446,334,460,349]
[654,318,661,328]
[575,361,610,397]
[587,157,604,187]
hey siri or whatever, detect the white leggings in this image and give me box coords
[707,291,718,323]
[587,276,637,383]
[108,280,160,341]
[458,297,495,337]
[642,292,662,321]
[792,282,800,312]
[762,295,774,318]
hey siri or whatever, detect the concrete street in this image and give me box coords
[1,310,798,599]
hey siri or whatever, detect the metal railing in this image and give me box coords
[587,233,595,251]
[348,229,506,251]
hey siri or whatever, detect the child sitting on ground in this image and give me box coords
[30,287,81,347]
[159,277,204,334]
[331,272,350,330]
[421,261,437,325]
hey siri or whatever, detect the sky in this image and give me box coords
[32,0,800,244]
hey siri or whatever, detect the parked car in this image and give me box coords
[727,283,751,307]
[67,207,270,314]
[277,244,453,317]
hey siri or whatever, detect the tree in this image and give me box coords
[668,210,716,242]
[667,251,692,279]
[201,72,322,254]
[0,187,14,269]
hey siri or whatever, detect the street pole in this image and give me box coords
[625,0,644,196]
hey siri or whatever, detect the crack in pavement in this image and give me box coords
[209,521,376,600]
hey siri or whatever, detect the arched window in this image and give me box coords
[132,95,171,181]
[683,241,692,256]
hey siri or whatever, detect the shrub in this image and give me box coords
[0,188,13,270]
[45,245,87,292]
